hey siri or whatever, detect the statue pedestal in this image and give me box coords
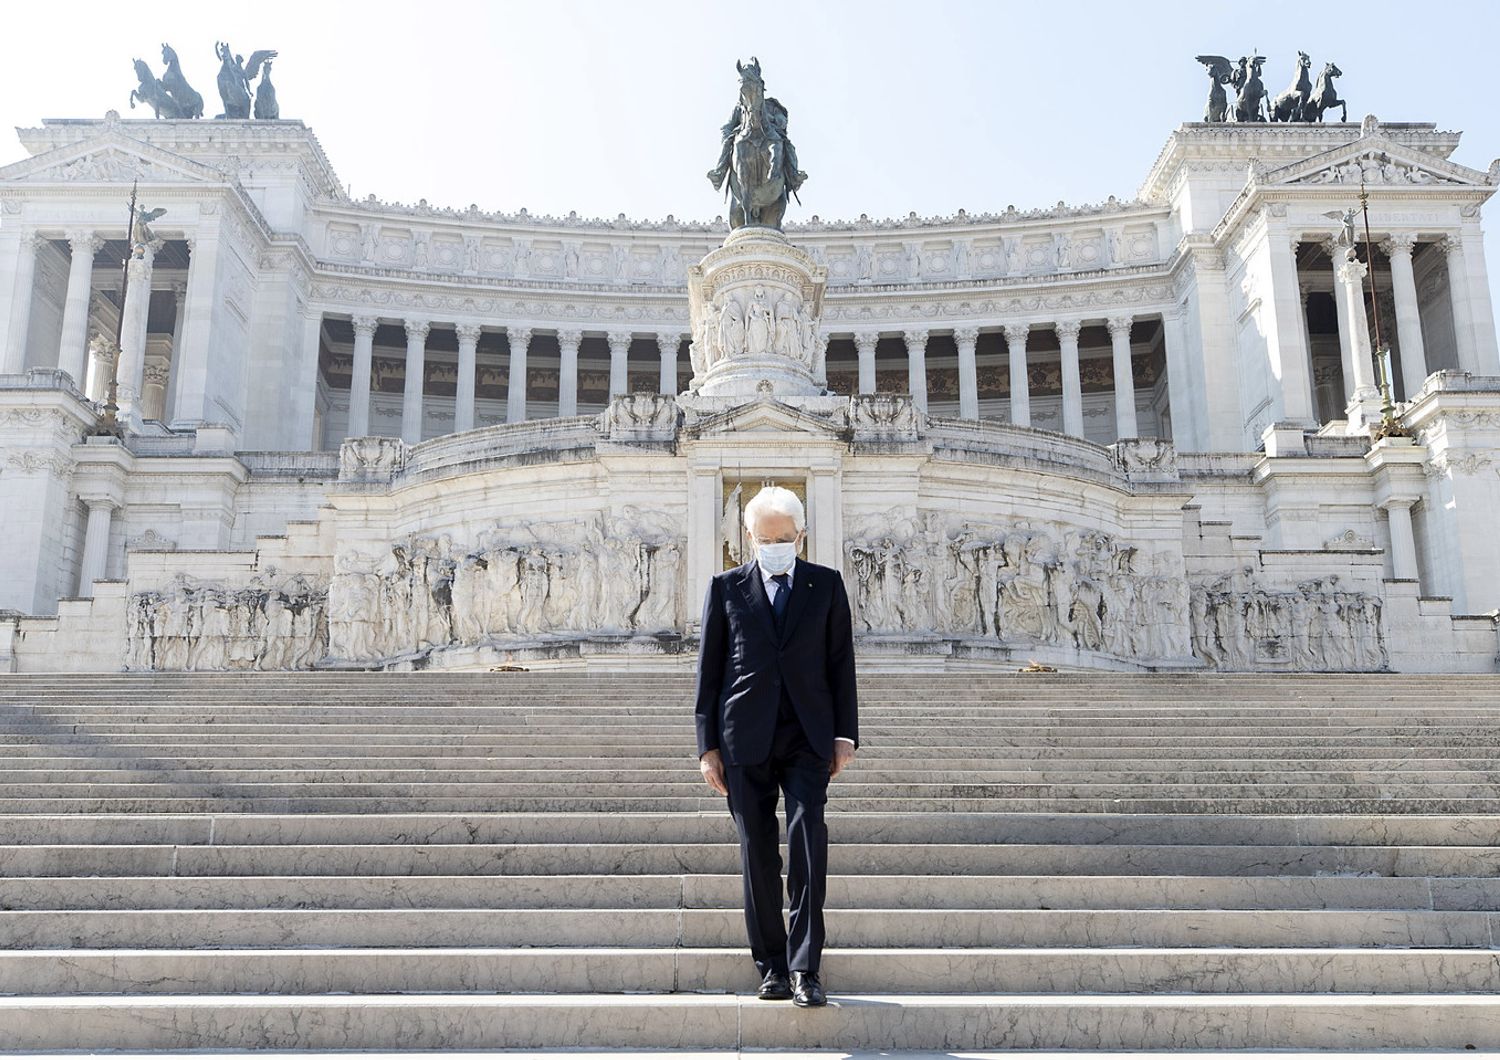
[687,226,827,398]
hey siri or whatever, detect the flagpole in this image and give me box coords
[92,181,137,438]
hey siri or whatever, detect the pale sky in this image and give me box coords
[4,0,1499,305]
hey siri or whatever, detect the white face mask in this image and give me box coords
[756,540,797,574]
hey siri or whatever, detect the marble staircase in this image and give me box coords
[1,671,1499,1051]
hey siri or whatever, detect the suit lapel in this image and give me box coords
[777,561,814,646]
[735,561,778,642]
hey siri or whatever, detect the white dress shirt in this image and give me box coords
[757,556,856,749]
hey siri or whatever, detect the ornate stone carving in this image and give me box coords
[1190,571,1386,672]
[1324,529,1376,551]
[1111,438,1177,477]
[338,436,408,481]
[126,573,327,671]
[327,511,685,664]
[598,393,681,439]
[842,512,1190,663]
[842,394,923,440]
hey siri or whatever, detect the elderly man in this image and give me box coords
[694,484,859,1007]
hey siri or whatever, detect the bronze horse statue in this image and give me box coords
[707,58,805,230]
[1304,62,1346,122]
[129,59,187,118]
[160,43,204,119]
[1271,51,1311,122]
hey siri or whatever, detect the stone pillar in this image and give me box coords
[75,499,115,597]
[1324,240,1355,396]
[400,318,430,444]
[1383,500,1420,582]
[557,329,582,416]
[57,231,102,387]
[854,331,878,395]
[162,281,187,423]
[1107,315,1138,439]
[1381,235,1428,399]
[347,315,377,437]
[141,362,169,421]
[507,326,531,423]
[454,323,481,433]
[1160,309,1196,448]
[1055,319,1084,437]
[1,232,41,374]
[115,248,155,429]
[1003,322,1031,427]
[607,330,631,398]
[812,331,830,390]
[903,328,929,411]
[657,330,680,395]
[1336,253,1376,399]
[1441,236,1479,374]
[169,226,222,428]
[953,327,979,420]
[292,311,324,448]
[86,336,116,403]
[1267,232,1316,424]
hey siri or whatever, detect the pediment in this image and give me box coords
[0,130,225,186]
[1268,136,1492,189]
[686,397,846,439]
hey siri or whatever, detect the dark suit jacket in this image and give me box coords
[694,557,859,766]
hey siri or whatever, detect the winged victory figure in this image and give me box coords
[1195,55,1236,123]
[214,41,278,119]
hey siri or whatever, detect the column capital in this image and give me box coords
[1381,233,1418,257]
[18,229,44,252]
[606,330,633,349]
[902,328,930,347]
[508,326,533,348]
[1002,322,1030,345]
[67,230,104,255]
[170,280,188,299]
[853,330,880,350]
[1106,314,1134,338]
[557,328,584,349]
[403,318,431,341]
[1337,257,1369,286]
[454,322,483,344]
[351,314,379,338]
[656,330,682,349]
[1053,319,1083,343]
[1439,234,1463,257]
[952,326,980,346]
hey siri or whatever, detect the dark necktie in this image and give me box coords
[771,572,791,632]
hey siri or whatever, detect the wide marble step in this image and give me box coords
[3,992,1499,1051]
[5,946,1498,996]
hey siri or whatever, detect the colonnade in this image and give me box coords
[846,314,1147,439]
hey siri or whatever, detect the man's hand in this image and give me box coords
[830,742,856,778]
[699,749,728,796]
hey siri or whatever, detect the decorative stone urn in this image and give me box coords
[686,226,828,397]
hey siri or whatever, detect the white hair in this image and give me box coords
[742,485,805,532]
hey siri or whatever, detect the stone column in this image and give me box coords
[57,231,102,386]
[1381,235,1428,399]
[1,232,41,375]
[1055,319,1084,437]
[507,326,531,423]
[607,330,631,398]
[1383,499,1420,582]
[454,323,481,433]
[115,248,156,429]
[854,331,878,395]
[954,327,979,420]
[75,499,115,597]
[1324,239,1355,395]
[557,329,582,416]
[1107,315,1138,438]
[1267,232,1315,424]
[400,318,430,444]
[1160,309,1196,449]
[169,225,222,428]
[1440,236,1478,374]
[1336,253,1377,399]
[162,281,187,423]
[903,328,929,412]
[812,331,830,389]
[657,330,680,395]
[141,362,169,421]
[1003,322,1031,427]
[86,336,116,403]
[347,315,377,437]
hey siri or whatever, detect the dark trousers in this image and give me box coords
[722,689,830,978]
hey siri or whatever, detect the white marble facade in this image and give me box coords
[1,111,1498,673]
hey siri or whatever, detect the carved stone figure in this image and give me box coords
[716,295,745,359]
[745,287,773,355]
[214,42,277,120]
[706,58,807,229]
[127,575,328,671]
[1189,571,1386,671]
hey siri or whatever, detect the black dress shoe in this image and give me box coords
[790,970,826,1007]
[757,969,792,1000]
